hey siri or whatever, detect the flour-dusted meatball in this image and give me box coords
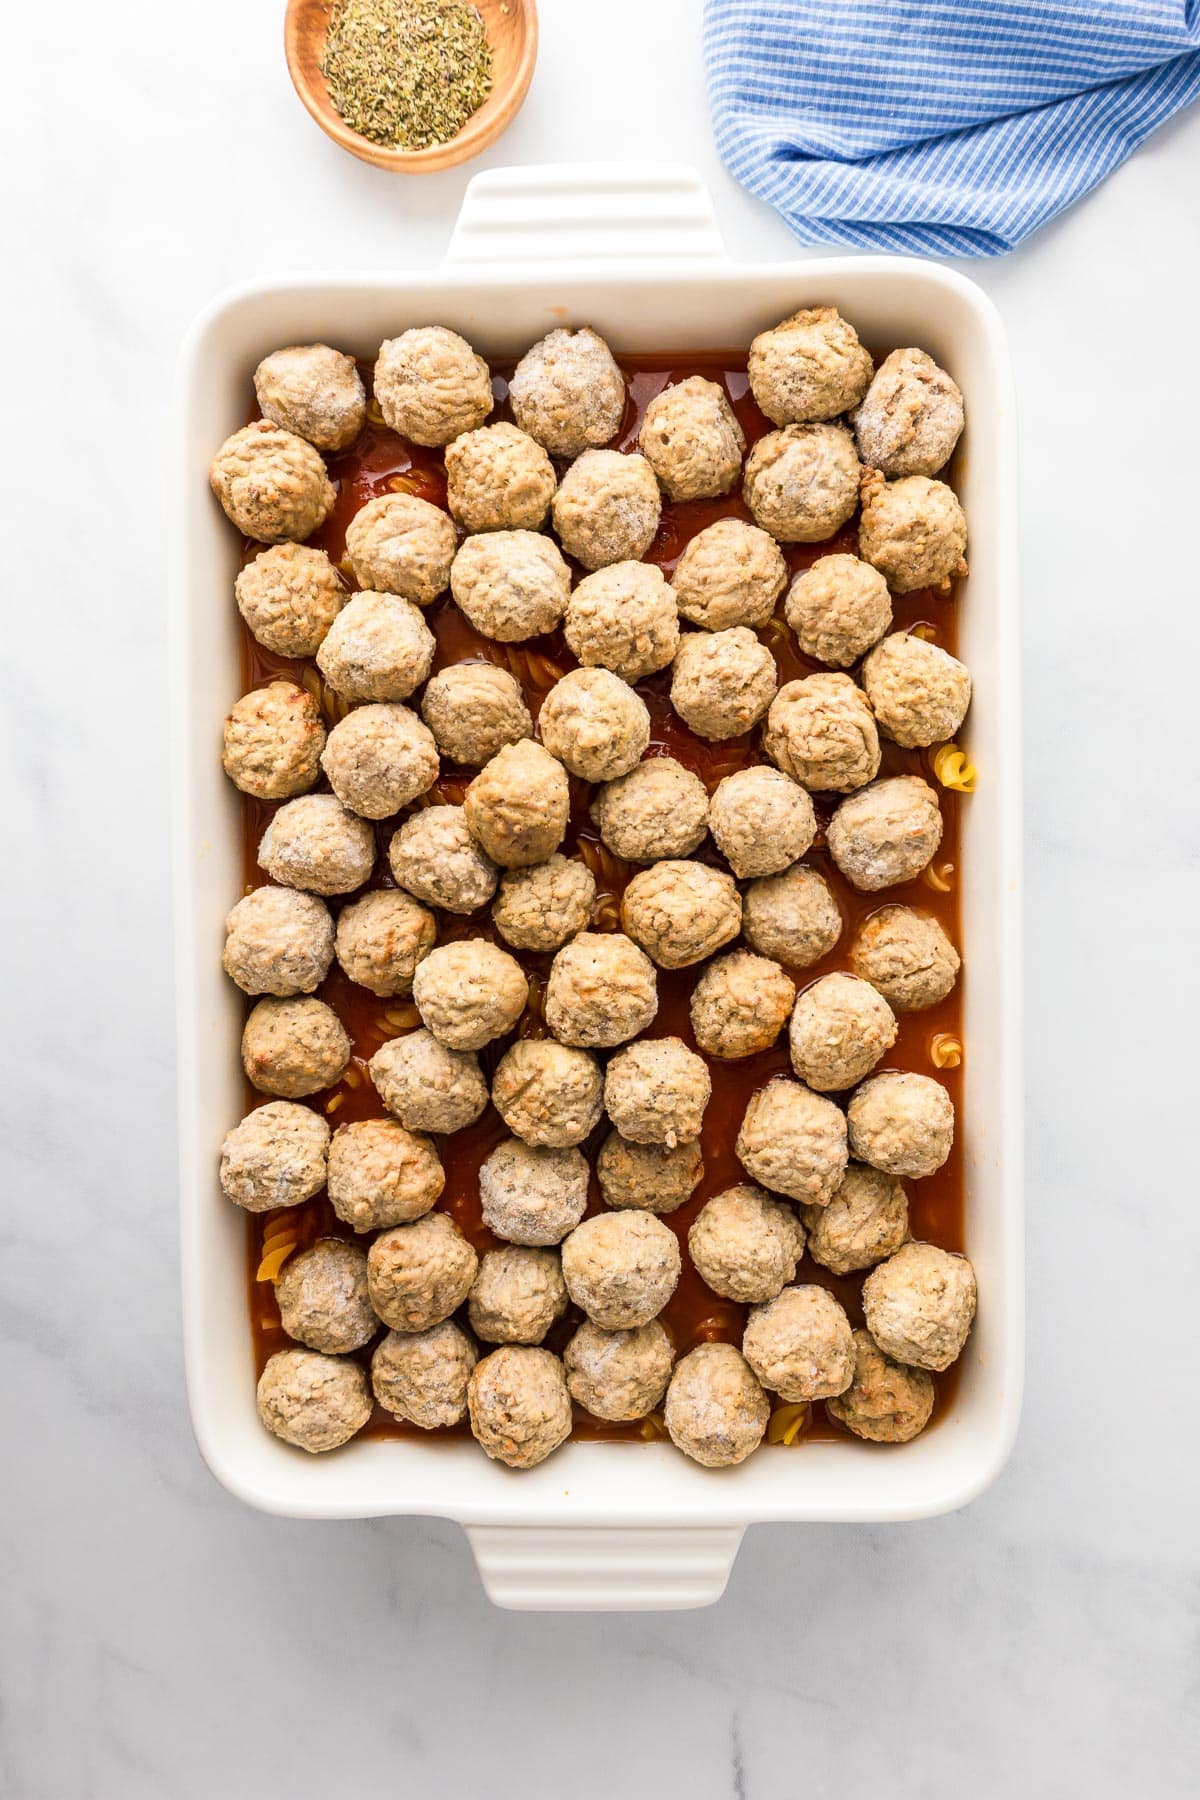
[862,1241,977,1371]
[638,375,745,501]
[737,1077,848,1204]
[802,1163,909,1276]
[367,1211,478,1333]
[671,517,787,631]
[327,1117,444,1232]
[492,855,596,952]
[235,542,345,658]
[847,1072,954,1178]
[388,804,499,913]
[565,1318,674,1422]
[464,739,569,868]
[743,423,861,544]
[412,939,528,1050]
[491,1040,604,1149]
[209,421,334,544]
[450,530,571,642]
[853,347,964,479]
[344,494,457,606]
[827,1328,935,1442]
[590,756,708,863]
[708,767,816,880]
[539,667,650,782]
[596,1132,703,1214]
[316,591,436,702]
[368,1029,488,1135]
[258,794,375,896]
[620,860,741,969]
[444,420,557,533]
[223,886,333,997]
[335,889,436,997]
[689,1184,806,1305]
[321,703,439,819]
[372,1321,478,1429]
[274,1238,378,1355]
[468,1247,568,1345]
[545,931,658,1047]
[373,324,492,446]
[561,1212,681,1329]
[552,450,662,571]
[604,1037,711,1148]
[850,906,960,1013]
[749,306,873,426]
[222,681,325,800]
[743,1284,856,1402]
[827,776,943,892]
[690,950,796,1061]
[858,470,968,593]
[467,1345,573,1469]
[564,560,678,682]
[479,1137,591,1243]
[743,863,843,968]
[861,632,972,749]
[785,553,892,668]
[219,1101,330,1213]
[670,627,777,742]
[421,662,532,767]
[256,1348,371,1453]
[665,1343,769,1468]
[764,673,880,794]
[241,997,350,1098]
[254,343,366,451]
[508,325,626,458]
[789,972,898,1092]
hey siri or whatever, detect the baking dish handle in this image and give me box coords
[465,1523,744,1611]
[445,162,728,267]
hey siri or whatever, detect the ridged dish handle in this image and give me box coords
[445,162,728,267]
[465,1524,744,1611]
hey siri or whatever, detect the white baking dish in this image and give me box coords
[172,164,1022,1611]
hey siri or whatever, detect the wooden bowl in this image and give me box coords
[284,0,537,173]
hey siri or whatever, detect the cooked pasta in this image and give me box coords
[931,743,977,792]
[638,1411,668,1441]
[766,1403,810,1446]
[929,1033,963,1070]
[923,860,956,893]
[256,1206,304,1283]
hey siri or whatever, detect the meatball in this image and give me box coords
[589,756,708,863]
[320,703,439,819]
[373,325,492,446]
[564,1318,674,1422]
[850,906,960,1013]
[256,1348,371,1453]
[539,667,650,783]
[847,1072,954,1178]
[316,590,436,702]
[388,805,499,913]
[743,1285,856,1402]
[209,421,334,544]
[552,450,662,571]
[764,673,880,794]
[412,938,528,1050]
[860,632,972,749]
[464,739,569,867]
[274,1238,377,1355]
[564,561,678,683]
[327,1117,444,1232]
[235,542,345,658]
[222,681,325,800]
[785,553,892,668]
[241,997,350,1098]
[444,420,557,533]
[743,423,860,544]
[468,1247,568,1345]
[450,530,571,642]
[467,1345,573,1469]
[690,950,796,1061]
[254,343,366,451]
[490,1041,604,1149]
[688,1184,806,1304]
[736,1077,848,1204]
[420,662,532,767]
[223,885,333,997]
[334,888,436,997]
[853,347,964,479]
[596,1131,703,1214]
[344,494,457,606]
[638,375,745,501]
[544,932,657,1048]
[788,972,898,1092]
[858,470,968,593]
[258,794,375,896]
[708,766,816,880]
[826,776,943,892]
[492,855,596,952]
[603,1037,711,1147]
[826,1328,935,1442]
[742,863,843,968]
[664,1343,769,1468]
[861,1241,977,1371]
[368,1028,488,1135]
[670,627,777,742]
[802,1162,909,1276]
[561,1212,680,1330]
[366,1211,478,1333]
[371,1321,478,1429]
[479,1137,591,1243]
[748,306,873,426]
[620,860,741,969]
[671,517,787,631]
[219,1101,330,1213]
[508,325,625,458]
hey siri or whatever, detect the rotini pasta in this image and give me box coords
[931,743,977,792]
[766,1403,810,1446]
[638,1411,668,1441]
[923,860,956,893]
[929,1033,963,1070]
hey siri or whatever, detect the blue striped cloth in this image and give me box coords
[704,1,1200,255]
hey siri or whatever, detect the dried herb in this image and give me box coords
[321,0,493,150]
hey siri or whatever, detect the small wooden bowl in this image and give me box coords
[284,0,538,173]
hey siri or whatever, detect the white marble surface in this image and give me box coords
[5,0,1200,1792]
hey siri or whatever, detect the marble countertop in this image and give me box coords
[5,1,1199,1794]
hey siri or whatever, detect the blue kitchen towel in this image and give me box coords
[704,1,1200,254]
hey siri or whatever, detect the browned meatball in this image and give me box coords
[670,627,778,742]
[664,1343,769,1467]
[561,1212,681,1329]
[748,306,873,425]
[464,739,570,868]
[538,667,650,782]
[490,1041,604,1149]
[801,1163,909,1276]
[620,860,741,968]
[316,590,436,701]
[860,632,972,748]
[736,1077,848,1204]
[368,1028,489,1135]
[334,889,436,998]
[388,804,499,913]
[444,421,557,533]
[826,776,943,892]
[764,673,881,794]
[743,423,860,543]
[492,855,596,952]
[858,470,968,593]
[223,886,333,997]
[373,325,492,446]
[241,997,350,1098]
[508,326,625,458]
[235,542,345,658]
[552,450,661,570]
[274,1238,377,1355]
[603,1037,711,1147]
[468,1246,568,1346]
[450,530,571,642]
[256,1348,371,1452]
[596,1131,704,1214]
[861,1241,977,1370]
[479,1137,591,1243]
[850,906,960,1012]
[344,494,457,605]
[742,863,843,969]
[671,517,787,631]
[853,347,964,479]
[219,1101,330,1213]
[688,1184,806,1304]
[784,553,892,668]
[467,1345,573,1469]
[638,375,745,500]
[258,794,376,895]
[690,950,796,1060]
[564,561,679,682]
[564,1318,674,1422]
[545,932,657,1048]
[420,662,532,768]
[826,1328,935,1442]
[209,421,334,544]
[412,938,528,1050]
[707,767,816,880]
[743,1284,856,1401]
[371,1321,478,1430]
[327,1117,445,1232]
[254,343,365,451]
[847,1072,954,1178]
[590,756,708,863]
[366,1211,478,1333]
[320,703,439,819]
[222,681,325,800]
[788,972,898,1092]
